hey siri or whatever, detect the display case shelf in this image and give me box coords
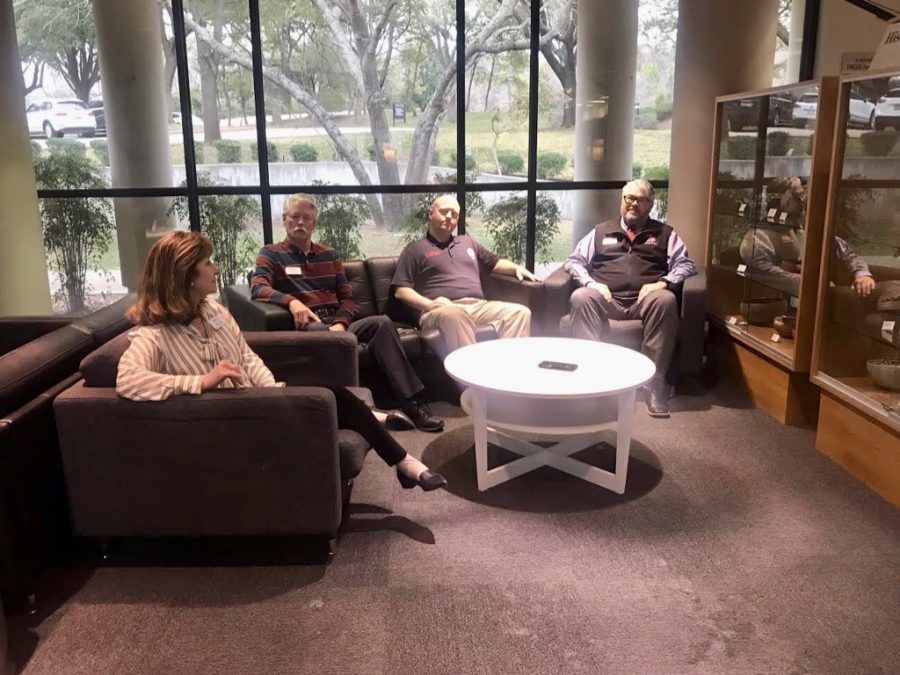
[706,78,839,377]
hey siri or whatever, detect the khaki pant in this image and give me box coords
[420,298,531,357]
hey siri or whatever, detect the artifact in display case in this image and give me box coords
[706,79,838,374]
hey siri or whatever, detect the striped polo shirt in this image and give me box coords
[250,240,356,326]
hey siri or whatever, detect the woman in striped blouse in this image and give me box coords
[117,230,447,492]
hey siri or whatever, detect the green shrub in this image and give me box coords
[310,180,368,260]
[859,130,899,156]
[289,143,318,162]
[32,152,113,313]
[766,131,790,156]
[484,193,560,264]
[46,138,87,159]
[726,137,756,160]
[496,150,524,175]
[641,165,670,220]
[250,140,278,162]
[536,152,567,179]
[448,151,477,171]
[89,139,109,166]
[214,139,241,163]
[655,100,673,122]
[634,111,658,129]
[169,173,258,295]
[632,161,644,179]
[31,141,41,160]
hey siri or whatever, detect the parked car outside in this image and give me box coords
[847,87,876,129]
[727,92,794,131]
[792,92,818,128]
[25,99,96,138]
[87,100,106,135]
[171,112,204,127]
[874,88,900,130]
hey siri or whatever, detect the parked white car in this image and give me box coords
[792,92,818,128]
[847,87,876,129]
[26,99,96,138]
[793,88,875,129]
[873,88,900,130]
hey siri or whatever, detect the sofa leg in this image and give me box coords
[327,538,337,558]
[27,593,37,616]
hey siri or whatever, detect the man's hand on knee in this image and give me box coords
[638,281,667,303]
[588,281,612,301]
[426,297,453,312]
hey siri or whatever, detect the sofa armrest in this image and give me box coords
[224,285,293,331]
[244,331,359,387]
[54,384,343,537]
[677,267,708,375]
[542,265,578,336]
[481,273,547,334]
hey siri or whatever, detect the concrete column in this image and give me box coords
[785,0,806,84]
[667,0,778,262]
[92,0,176,291]
[572,0,639,242]
[0,0,52,315]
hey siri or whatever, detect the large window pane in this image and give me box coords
[180,0,260,186]
[18,1,186,190]
[465,2,531,184]
[258,0,454,213]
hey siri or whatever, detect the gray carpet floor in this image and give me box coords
[8,379,900,675]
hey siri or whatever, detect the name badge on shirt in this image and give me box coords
[601,237,618,245]
[285,265,303,276]
[207,315,226,331]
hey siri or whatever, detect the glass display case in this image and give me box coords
[812,70,900,432]
[706,79,839,373]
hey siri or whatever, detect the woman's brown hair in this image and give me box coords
[127,231,213,325]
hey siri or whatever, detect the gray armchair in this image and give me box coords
[53,331,370,549]
[542,265,708,378]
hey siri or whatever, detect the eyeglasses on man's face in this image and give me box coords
[622,194,652,206]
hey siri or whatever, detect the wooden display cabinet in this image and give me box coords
[811,69,900,505]
[705,78,839,426]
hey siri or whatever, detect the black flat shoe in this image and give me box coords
[396,468,448,491]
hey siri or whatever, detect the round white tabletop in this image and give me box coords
[443,337,656,400]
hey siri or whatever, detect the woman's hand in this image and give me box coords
[328,323,347,332]
[201,360,243,391]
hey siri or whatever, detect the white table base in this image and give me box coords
[460,388,638,493]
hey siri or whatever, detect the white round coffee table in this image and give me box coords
[443,337,655,492]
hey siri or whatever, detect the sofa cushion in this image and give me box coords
[343,261,376,319]
[365,257,399,314]
[80,332,131,388]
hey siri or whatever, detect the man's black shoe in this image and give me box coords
[383,410,415,431]
[646,390,670,418]
[400,400,445,432]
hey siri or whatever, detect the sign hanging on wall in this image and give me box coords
[870,18,900,71]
